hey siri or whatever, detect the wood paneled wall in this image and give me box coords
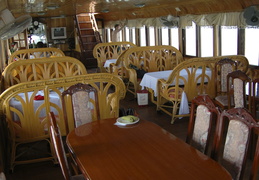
[45,16,75,52]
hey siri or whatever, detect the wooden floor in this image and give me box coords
[3,69,257,180]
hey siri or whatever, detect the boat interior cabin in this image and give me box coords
[0,0,259,179]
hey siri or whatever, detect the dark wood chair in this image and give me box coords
[61,83,100,135]
[250,127,259,180]
[186,94,220,155]
[250,78,259,119]
[211,107,259,180]
[214,58,237,109]
[226,70,251,109]
[49,112,86,180]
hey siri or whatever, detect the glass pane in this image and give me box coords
[185,21,196,56]
[20,41,25,47]
[19,33,25,39]
[170,28,179,49]
[149,27,155,46]
[118,31,122,42]
[106,29,110,42]
[162,27,169,45]
[140,27,146,46]
[125,27,130,42]
[13,34,19,40]
[131,28,136,44]
[245,28,259,65]
[221,27,237,55]
[201,26,213,57]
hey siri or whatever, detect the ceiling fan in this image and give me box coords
[159,15,179,27]
[0,9,32,40]
[243,5,259,26]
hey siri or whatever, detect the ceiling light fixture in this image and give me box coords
[134,3,145,8]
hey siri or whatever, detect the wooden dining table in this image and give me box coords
[66,118,232,180]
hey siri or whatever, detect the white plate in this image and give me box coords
[116,117,140,125]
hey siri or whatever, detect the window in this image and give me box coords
[201,26,213,57]
[220,26,238,55]
[170,28,179,49]
[106,29,111,42]
[149,27,155,46]
[162,27,169,45]
[125,27,130,42]
[140,26,146,46]
[185,21,196,56]
[245,28,259,65]
[131,28,136,44]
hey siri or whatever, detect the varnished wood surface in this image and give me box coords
[2,0,256,21]
[66,118,232,180]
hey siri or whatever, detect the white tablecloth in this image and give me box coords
[140,68,212,115]
[103,59,117,68]
[10,90,61,122]
[140,70,172,97]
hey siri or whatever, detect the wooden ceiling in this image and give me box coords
[1,0,259,21]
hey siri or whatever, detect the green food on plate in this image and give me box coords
[121,115,138,123]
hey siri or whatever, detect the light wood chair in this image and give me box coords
[186,95,220,155]
[214,58,237,109]
[93,41,137,72]
[123,45,184,97]
[61,83,100,135]
[0,73,125,171]
[226,70,251,109]
[2,56,88,90]
[49,112,86,180]
[7,47,65,65]
[211,107,259,180]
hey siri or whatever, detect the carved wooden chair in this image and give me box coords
[250,78,259,119]
[49,112,85,180]
[226,70,251,109]
[186,95,220,155]
[211,108,259,180]
[250,127,259,180]
[0,172,6,180]
[214,58,237,109]
[61,83,100,135]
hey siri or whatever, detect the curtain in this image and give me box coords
[104,12,258,29]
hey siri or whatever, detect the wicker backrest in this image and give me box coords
[2,56,87,90]
[157,55,249,123]
[124,45,184,72]
[93,41,137,72]
[160,55,249,102]
[0,73,125,137]
[0,73,126,170]
[8,47,65,65]
[123,45,184,96]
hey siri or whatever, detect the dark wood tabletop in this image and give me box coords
[66,118,232,180]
